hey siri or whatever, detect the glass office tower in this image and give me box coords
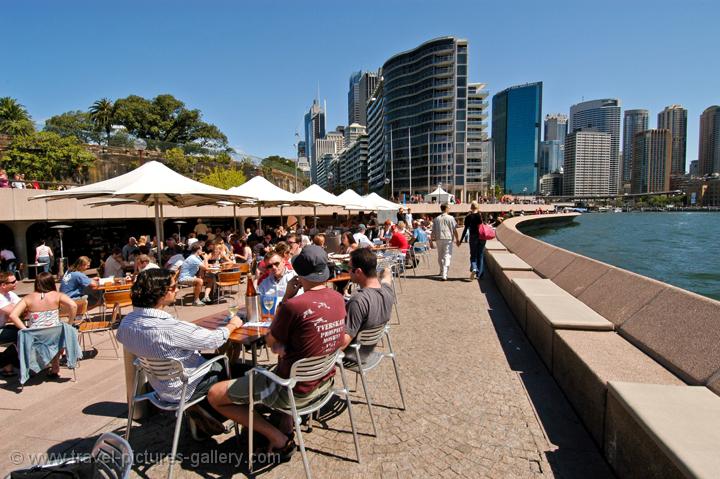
[492,82,542,195]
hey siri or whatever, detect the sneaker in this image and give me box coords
[441,276,447,281]
[193,300,206,307]
[201,296,213,304]
[470,271,477,280]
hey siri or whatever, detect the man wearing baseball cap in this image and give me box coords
[353,224,373,248]
[208,245,346,461]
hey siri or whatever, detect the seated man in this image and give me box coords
[0,271,21,375]
[104,247,131,278]
[257,251,297,301]
[412,220,430,252]
[388,224,410,254]
[353,224,373,248]
[340,249,394,362]
[208,245,346,460]
[178,243,214,307]
[117,269,244,439]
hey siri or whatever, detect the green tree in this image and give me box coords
[0,131,96,182]
[200,166,246,189]
[112,94,228,151]
[89,98,116,144]
[163,147,197,176]
[0,97,34,136]
[44,110,101,144]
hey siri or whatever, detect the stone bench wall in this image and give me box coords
[496,214,720,396]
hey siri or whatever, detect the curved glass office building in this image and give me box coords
[380,37,470,200]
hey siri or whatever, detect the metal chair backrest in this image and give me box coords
[217,271,242,285]
[135,357,186,382]
[91,432,133,479]
[355,324,386,347]
[289,350,341,382]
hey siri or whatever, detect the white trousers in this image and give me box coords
[436,239,453,278]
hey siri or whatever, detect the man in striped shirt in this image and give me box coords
[117,269,244,438]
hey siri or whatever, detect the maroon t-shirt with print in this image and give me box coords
[270,287,346,394]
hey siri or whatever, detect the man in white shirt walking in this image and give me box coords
[432,203,460,281]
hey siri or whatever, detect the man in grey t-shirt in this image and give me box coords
[341,248,394,361]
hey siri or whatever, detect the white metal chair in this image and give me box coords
[248,350,361,479]
[125,355,237,479]
[3,432,133,479]
[344,324,406,437]
[376,258,400,324]
[411,241,431,269]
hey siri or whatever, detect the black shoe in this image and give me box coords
[186,405,225,438]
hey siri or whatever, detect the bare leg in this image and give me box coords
[193,278,202,301]
[207,381,287,448]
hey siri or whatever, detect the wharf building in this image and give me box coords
[657,104,688,177]
[304,100,326,183]
[492,82,543,196]
[348,71,380,127]
[364,36,489,201]
[699,105,720,176]
[569,99,621,194]
[631,129,672,194]
[338,134,369,194]
[622,109,649,190]
[563,129,611,196]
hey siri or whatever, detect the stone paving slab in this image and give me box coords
[0,243,613,478]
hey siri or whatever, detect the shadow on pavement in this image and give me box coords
[478,276,615,478]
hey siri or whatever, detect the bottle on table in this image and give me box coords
[245,273,261,322]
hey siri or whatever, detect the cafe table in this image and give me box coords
[193,310,271,367]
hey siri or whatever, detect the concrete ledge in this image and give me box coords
[484,239,507,251]
[510,278,572,331]
[553,331,683,447]
[489,251,533,271]
[498,270,541,312]
[606,382,720,479]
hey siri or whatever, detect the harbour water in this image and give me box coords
[527,212,720,301]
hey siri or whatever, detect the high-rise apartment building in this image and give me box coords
[338,135,369,193]
[326,130,345,153]
[544,114,568,143]
[563,129,611,196]
[698,106,720,176]
[622,109,649,186]
[344,123,366,147]
[492,82,542,195]
[631,129,672,194]
[304,99,326,182]
[570,99,621,194]
[657,105,688,175]
[348,71,379,126]
[466,83,491,197]
[379,36,479,200]
[314,137,338,187]
[366,80,386,192]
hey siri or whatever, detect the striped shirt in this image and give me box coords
[116,307,229,403]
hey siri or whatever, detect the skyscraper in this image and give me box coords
[657,105,688,175]
[631,129,672,194]
[544,114,568,143]
[348,71,379,126]
[570,99,621,194]
[304,99,326,182]
[466,83,491,196]
[563,129,611,196]
[492,82,542,195]
[539,140,563,177]
[379,36,480,200]
[366,80,386,193]
[622,109,649,186]
[699,106,720,176]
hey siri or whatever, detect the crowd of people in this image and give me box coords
[0,169,41,189]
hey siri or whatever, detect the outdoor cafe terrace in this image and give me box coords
[0,244,611,478]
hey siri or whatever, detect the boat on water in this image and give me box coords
[598,206,611,213]
[613,207,623,213]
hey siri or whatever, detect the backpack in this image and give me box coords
[478,223,496,240]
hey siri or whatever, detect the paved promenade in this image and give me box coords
[0,245,612,478]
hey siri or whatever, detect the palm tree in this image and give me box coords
[89,98,115,144]
[0,97,34,135]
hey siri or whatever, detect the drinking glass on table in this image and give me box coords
[261,294,276,319]
[226,297,239,324]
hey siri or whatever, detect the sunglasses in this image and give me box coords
[3,280,17,285]
[268,261,282,268]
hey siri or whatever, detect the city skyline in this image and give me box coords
[3,0,718,167]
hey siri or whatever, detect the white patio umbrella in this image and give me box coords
[294,184,344,229]
[31,160,252,247]
[226,175,310,230]
[364,192,402,211]
[337,189,375,211]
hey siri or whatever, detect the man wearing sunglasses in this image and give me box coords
[258,251,298,300]
[0,272,21,376]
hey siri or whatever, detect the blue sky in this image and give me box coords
[3,0,717,169]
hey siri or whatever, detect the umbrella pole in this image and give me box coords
[233,205,237,232]
[257,205,262,232]
[313,206,317,230]
[280,205,284,229]
[154,200,162,253]
[160,203,165,249]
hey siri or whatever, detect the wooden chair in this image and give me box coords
[103,289,132,325]
[215,271,242,303]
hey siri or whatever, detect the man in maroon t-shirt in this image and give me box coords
[208,245,345,461]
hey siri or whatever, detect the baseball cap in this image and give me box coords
[358,223,366,229]
[291,245,330,282]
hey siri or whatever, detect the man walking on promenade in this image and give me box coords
[432,203,460,281]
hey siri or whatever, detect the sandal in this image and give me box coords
[271,436,296,463]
